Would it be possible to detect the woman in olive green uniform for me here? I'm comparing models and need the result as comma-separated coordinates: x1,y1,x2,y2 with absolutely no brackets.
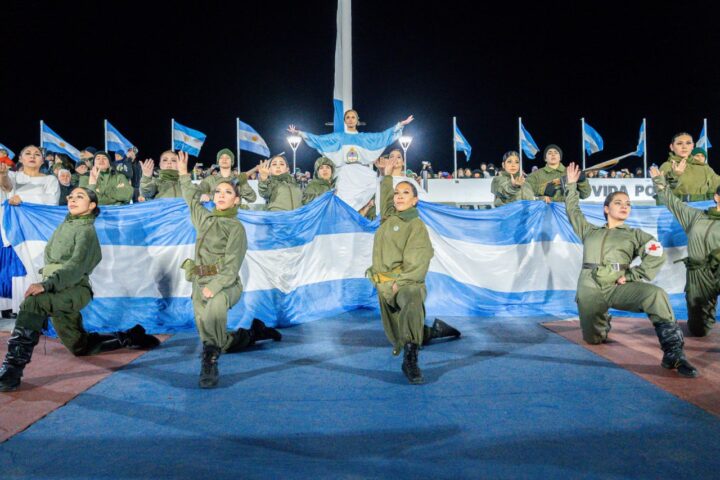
0,187,159,392
657,133,720,203
565,163,697,378
491,151,535,207
526,144,591,203
302,157,335,205
198,149,257,209
652,166,720,337
257,155,302,211
177,152,280,389
139,150,182,200
367,158,461,385
79,151,133,205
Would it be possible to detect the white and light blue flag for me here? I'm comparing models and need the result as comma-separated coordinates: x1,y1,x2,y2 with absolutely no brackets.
454,124,472,160
333,0,352,132
40,122,80,162
519,121,540,159
634,121,646,157
105,120,135,154
237,120,271,157
583,121,604,155
0,143,14,160
172,121,207,156
697,123,712,150
3,194,695,332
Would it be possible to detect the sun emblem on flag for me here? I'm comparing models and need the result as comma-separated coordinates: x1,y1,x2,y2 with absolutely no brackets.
183,134,191,142
251,135,259,142
59,142,66,147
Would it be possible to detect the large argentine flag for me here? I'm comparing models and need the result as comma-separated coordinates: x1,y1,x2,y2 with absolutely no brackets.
40,122,81,162
105,120,135,154
519,121,540,159
237,119,271,157
3,195,698,333
583,121,604,156
333,0,352,133
172,120,207,157
0,143,15,160
302,123,403,209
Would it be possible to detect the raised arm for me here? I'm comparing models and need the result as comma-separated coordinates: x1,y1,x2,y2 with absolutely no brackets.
650,166,701,231
139,159,158,199
177,151,210,226
564,163,594,240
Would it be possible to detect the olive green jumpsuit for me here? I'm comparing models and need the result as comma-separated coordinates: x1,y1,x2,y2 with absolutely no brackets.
527,163,592,202
140,170,182,199
79,171,133,205
199,173,257,209
302,157,336,205
491,171,535,207
658,153,720,202
258,173,302,211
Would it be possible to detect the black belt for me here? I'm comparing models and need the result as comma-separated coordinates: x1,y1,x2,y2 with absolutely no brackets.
582,263,629,271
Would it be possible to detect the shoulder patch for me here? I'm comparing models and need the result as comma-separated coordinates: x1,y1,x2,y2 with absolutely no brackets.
644,240,663,257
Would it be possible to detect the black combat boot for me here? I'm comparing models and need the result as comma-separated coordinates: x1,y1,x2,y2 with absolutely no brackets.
0,327,40,392
115,324,160,349
654,322,699,378
422,319,461,345
401,342,424,385
250,318,282,342
199,343,221,389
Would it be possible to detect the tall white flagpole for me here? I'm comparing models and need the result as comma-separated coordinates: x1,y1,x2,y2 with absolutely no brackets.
518,117,523,172
643,118,647,177
581,117,586,170
453,116,458,179
39,120,43,151
236,118,241,174
104,119,108,153
171,118,175,151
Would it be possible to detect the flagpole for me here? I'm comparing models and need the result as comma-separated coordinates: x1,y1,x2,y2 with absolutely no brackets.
39,120,43,151
453,116,458,181
643,118,647,177
104,119,108,152
236,118,241,175
581,117,586,170
518,117,523,172
171,118,175,151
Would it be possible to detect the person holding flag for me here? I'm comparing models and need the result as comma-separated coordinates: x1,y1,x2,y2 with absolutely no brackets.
658,132,720,203
287,110,414,210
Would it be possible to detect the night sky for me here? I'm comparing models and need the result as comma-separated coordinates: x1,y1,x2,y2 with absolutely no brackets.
3,1,720,174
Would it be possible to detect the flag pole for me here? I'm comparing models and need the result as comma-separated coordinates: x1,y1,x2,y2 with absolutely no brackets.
643,118,647,177
39,120,43,151
581,117,586,170
518,117,523,172
453,116,458,180
236,118,241,175
104,119,108,153
171,118,175,151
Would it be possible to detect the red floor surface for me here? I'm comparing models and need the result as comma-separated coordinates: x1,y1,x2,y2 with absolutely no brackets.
0,333,168,443
544,318,720,417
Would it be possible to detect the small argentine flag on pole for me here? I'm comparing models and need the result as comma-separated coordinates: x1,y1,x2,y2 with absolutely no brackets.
237,120,271,158
581,119,604,170
40,121,81,162
172,119,207,157
454,122,472,160
105,120,136,154
0,142,15,160
697,119,712,159
519,118,540,161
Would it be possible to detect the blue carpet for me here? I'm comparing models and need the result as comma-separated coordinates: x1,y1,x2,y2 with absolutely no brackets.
1,311,719,479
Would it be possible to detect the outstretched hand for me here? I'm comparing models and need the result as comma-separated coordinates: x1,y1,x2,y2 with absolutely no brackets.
177,151,189,175
399,115,414,127
672,159,687,176
287,124,299,134
140,159,155,177
649,166,662,178
566,163,581,184
258,159,270,180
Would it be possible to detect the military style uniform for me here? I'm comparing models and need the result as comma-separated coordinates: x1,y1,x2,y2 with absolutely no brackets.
79,170,133,205
654,175,720,336
302,157,336,205
140,170,182,199
527,163,591,202
258,173,302,211
658,153,720,203
491,171,535,207
199,172,257,209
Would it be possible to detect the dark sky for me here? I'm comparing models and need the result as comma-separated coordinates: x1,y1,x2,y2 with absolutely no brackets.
3,1,720,173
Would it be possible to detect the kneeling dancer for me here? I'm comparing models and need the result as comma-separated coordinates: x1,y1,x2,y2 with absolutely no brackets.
367,158,461,385
177,152,280,389
565,163,697,377
0,187,159,392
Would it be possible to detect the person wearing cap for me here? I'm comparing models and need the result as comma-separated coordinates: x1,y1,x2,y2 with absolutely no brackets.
78,151,133,205
257,154,302,211
491,150,535,207
302,157,336,205
198,148,257,209
113,150,133,182
564,162,698,378
652,166,720,337
526,144,591,202
138,150,182,200
658,132,720,203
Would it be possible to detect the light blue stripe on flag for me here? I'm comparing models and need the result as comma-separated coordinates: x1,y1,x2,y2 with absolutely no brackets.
41,123,80,162
634,121,646,157
454,125,472,160
106,121,135,154
172,121,206,156
237,120,271,157
519,121,539,159
698,123,712,150
583,121,604,155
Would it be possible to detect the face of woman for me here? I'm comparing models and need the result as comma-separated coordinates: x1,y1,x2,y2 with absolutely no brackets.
218,154,233,169
20,147,43,169
270,157,288,176
213,182,239,210
545,149,561,167
605,193,631,222
344,110,359,129
503,155,520,175
94,154,111,171
67,188,96,216
670,135,694,158
318,164,333,180
393,182,418,212
388,150,404,172
160,153,178,170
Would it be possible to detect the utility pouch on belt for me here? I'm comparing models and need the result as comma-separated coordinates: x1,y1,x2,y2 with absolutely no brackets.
181,259,196,282
587,263,627,287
